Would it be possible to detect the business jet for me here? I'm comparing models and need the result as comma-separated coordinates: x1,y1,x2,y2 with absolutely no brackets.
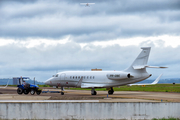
45,47,167,95
80,3,95,7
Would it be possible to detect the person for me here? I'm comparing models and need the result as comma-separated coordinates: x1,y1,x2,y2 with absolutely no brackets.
23,80,26,85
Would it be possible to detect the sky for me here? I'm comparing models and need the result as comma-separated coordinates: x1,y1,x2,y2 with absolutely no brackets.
0,0,180,82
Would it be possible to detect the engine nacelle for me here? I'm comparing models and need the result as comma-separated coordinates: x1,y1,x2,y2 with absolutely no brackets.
107,73,131,80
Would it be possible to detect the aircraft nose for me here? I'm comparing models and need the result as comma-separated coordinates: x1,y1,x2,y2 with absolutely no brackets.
45,79,51,85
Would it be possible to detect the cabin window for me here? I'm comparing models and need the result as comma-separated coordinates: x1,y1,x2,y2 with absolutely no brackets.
87,76,89,79
110,74,113,77
84,76,86,79
93,76,95,79
76,76,77,79
78,76,80,79
115,74,120,77
90,76,92,79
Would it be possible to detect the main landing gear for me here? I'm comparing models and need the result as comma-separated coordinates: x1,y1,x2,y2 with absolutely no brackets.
91,87,114,95
61,87,64,95
108,87,114,95
91,88,97,95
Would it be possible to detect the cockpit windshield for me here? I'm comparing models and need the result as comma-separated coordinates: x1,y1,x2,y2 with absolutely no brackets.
52,74,59,77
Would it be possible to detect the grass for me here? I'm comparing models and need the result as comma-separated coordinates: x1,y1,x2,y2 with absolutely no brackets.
3,84,180,93
69,84,180,93
152,118,180,120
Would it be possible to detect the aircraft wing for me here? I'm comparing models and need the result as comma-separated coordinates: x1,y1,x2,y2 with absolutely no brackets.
0,80,9,88
80,3,95,5
81,83,106,88
128,74,163,86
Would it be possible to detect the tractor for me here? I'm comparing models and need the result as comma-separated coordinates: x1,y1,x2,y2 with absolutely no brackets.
16,77,42,95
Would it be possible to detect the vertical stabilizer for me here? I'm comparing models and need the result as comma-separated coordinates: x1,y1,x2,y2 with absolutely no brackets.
125,47,151,72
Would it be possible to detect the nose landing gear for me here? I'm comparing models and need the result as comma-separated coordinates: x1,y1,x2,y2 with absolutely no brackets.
61,87,64,95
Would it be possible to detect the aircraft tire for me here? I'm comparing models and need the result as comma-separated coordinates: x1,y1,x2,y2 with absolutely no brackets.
17,88,23,95
61,92,64,95
108,90,114,95
24,89,29,95
30,89,35,95
91,91,97,95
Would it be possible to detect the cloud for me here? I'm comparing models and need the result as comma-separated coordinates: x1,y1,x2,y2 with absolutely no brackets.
0,40,179,81
0,0,180,42
0,0,179,81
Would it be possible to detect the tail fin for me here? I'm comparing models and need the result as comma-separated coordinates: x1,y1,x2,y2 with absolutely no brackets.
125,47,151,72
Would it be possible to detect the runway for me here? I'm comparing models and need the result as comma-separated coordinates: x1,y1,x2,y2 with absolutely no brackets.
0,86,180,102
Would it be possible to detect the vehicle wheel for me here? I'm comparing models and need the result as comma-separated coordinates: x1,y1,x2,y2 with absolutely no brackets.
24,89,29,95
61,92,64,95
36,91,41,95
17,88,23,95
30,89,35,95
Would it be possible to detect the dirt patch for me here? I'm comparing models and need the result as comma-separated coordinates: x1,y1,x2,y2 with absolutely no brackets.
1,87,180,102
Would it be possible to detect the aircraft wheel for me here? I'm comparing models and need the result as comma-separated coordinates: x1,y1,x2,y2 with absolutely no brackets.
30,89,35,95
91,91,97,95
108,90,114,95
61,92,64,95
17,88,23,95
24,89,29,95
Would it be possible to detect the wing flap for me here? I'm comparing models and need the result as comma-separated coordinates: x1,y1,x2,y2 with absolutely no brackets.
81,83,106,88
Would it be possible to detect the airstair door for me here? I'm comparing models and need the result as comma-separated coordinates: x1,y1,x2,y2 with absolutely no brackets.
60,73,66,80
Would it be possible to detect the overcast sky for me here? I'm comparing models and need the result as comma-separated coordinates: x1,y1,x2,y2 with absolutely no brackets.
0,0,180,82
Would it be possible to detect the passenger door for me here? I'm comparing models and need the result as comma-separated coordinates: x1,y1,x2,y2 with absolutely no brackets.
60,73,66,80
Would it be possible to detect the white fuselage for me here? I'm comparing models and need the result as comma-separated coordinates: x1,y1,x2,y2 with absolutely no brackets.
44,47,161,90
45,71,151,88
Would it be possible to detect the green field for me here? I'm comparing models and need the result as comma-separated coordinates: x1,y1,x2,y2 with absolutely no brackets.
69,84,180,93
6,84,180,93
152,118,180,120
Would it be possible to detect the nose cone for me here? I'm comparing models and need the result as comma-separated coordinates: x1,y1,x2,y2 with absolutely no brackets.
45,78,51,85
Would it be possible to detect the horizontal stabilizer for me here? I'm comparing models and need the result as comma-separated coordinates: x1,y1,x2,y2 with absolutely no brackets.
133,65,168,69
146,66,168,68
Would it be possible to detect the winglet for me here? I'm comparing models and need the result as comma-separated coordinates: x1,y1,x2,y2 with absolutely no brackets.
76,77,83,88
0,80,9,88
151,74,163,84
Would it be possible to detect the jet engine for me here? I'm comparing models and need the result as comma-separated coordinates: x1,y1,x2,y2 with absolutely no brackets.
107,73,131,80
